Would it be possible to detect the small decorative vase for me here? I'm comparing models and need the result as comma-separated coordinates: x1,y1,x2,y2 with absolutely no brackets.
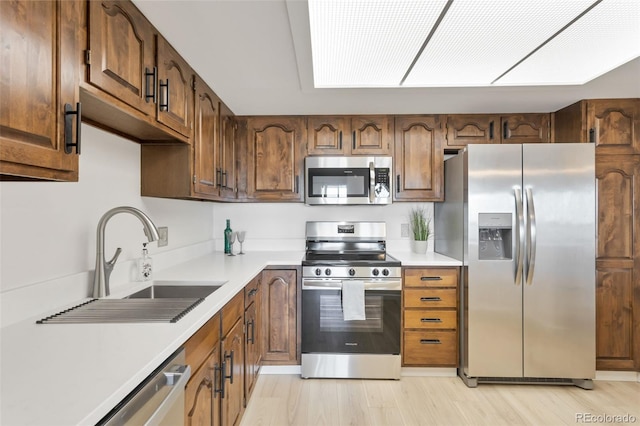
411,239,428,254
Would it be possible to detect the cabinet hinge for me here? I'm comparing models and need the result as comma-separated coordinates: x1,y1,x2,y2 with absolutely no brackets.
84,50,91,65
193,174,197,184
191,76,196,91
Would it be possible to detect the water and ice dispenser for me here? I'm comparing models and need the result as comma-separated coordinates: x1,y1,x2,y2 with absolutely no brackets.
478,213,512,260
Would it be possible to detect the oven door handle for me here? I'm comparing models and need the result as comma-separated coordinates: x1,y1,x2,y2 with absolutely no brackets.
369,161,376,204
302,279,401,291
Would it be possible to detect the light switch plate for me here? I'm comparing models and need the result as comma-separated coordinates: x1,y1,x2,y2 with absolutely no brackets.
401,223,409,238
158,227,168,247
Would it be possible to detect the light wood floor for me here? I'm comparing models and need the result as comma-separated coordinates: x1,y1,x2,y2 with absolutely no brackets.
241,374,640,426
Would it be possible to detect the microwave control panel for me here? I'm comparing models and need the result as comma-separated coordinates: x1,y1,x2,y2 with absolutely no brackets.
375,168,391,198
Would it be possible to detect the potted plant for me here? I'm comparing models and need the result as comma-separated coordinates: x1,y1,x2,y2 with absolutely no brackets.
409,205,432,254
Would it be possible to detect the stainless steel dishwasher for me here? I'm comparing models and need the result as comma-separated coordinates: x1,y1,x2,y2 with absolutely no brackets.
98,348,191,426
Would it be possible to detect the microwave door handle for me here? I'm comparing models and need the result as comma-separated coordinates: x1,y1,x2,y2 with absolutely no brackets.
369,162,375,203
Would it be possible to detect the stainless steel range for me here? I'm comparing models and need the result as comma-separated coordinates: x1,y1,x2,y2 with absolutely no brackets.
301,221,401,380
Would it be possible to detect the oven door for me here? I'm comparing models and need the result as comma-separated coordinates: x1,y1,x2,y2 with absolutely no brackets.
301,279,401,354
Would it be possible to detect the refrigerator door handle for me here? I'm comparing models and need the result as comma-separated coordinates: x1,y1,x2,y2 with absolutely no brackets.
514,188,525,285
525,187,537,285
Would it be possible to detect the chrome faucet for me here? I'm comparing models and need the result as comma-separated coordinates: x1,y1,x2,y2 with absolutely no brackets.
93,206,160,298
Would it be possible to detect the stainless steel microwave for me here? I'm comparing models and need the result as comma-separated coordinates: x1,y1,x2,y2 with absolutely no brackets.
304,156,392,205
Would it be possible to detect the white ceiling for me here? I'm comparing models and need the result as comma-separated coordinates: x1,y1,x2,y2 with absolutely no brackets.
132,0,640,116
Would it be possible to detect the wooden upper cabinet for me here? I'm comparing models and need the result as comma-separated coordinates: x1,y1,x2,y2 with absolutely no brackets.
394,116,444,201
0,0,81,181
500,114,550,144
588,99,640,154
595,155,640,371
554,99,640,154
445,113,550,147
306,116,393,155
156,35,193,138
220,103,237,199
245,117,306,201
193,75,221,197
86,0,156,116
445,115,499,147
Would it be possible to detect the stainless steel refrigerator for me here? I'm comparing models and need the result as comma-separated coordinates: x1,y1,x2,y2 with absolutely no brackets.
435,143,595,389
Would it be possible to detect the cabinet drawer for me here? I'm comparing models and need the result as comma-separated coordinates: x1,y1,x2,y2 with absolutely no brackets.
404,310,457,330
404,268,458,288
403,330,457,366
222,291,244,337
404,288,456,308
244,275,261,309
184,314,220,371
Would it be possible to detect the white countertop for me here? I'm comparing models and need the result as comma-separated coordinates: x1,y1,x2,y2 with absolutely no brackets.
0,250,460,425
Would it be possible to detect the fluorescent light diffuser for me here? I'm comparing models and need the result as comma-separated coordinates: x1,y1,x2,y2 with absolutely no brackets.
403,0,595,86
308,0,448,87
495,0,640,85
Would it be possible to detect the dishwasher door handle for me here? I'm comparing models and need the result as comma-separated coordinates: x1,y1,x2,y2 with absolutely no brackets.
145,364,191,426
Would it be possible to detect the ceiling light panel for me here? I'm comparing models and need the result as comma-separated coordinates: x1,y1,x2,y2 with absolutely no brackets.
308,0,448,87
496,0,640,85
403,0,595,87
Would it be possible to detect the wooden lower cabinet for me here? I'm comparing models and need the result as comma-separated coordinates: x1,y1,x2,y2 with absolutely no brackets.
221,318,245,426
595,154,640,371
402,267,459,367
244,275,262,404
261,268,299,364
184,314,221,426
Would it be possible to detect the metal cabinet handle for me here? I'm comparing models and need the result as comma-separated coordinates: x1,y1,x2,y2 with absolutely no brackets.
589,128,596,143
420,296,441,302
396,175,400,193
64,103,81,154
420,339,441,344
248,288,258,297
295,175,300,194
503,121,510,139
352,130,356,150
247,319,255,344
420,276,442,281
216,169,222,187
339,131,343,150
213,363,223,397
222,171,228,188
489,121,494,140
145,67,157,103
224,350,234,384
159,79,170,112
420,318,442,323
216,362,226,398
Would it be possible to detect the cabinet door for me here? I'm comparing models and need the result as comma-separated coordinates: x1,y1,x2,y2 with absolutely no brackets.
394,116,444,201
500,114,550,144
351,116,393,155
193,75,221,197
221,318,245,426
86,0,155,116
245,117,306,201
244,301,260,403
595,155,640,371
588,99,640,155
220,104,237,199
185,347,221,426
445,115,500,147
156,36,193,138
0,0,80,181
307,116,348,155
261,269,298,364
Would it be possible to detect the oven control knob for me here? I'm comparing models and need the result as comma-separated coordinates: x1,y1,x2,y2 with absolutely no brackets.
349,268,356,276
382,268,390,276
325,268,332,276
372,268,380,276
315,268,322,276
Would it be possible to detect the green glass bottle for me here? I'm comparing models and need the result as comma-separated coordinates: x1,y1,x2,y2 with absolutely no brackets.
224,219,232,254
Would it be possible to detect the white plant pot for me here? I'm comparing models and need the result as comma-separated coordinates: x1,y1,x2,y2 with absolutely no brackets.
411,239,428,254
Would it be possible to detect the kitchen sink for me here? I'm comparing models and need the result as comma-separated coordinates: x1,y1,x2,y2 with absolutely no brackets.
124,281,226,299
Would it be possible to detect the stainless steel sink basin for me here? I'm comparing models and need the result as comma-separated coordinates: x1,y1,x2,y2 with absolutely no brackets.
125,281,226,299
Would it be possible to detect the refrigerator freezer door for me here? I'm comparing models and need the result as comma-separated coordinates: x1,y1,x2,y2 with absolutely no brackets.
466,144,523,378
522,144,595,379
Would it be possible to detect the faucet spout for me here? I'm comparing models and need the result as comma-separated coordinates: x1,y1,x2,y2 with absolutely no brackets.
93,207,160,298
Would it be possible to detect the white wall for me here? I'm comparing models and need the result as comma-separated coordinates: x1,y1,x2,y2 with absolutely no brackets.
212,202,435,255
0,124,214,325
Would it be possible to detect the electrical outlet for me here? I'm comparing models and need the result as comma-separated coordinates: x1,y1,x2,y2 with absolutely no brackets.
158,227,168,247
401,223,409,238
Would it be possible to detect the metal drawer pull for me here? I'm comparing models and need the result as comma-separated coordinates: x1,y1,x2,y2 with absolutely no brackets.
421,318,442,323
420,276,442,281
420,296,441,302
420,339,441,344
248,288,258,297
